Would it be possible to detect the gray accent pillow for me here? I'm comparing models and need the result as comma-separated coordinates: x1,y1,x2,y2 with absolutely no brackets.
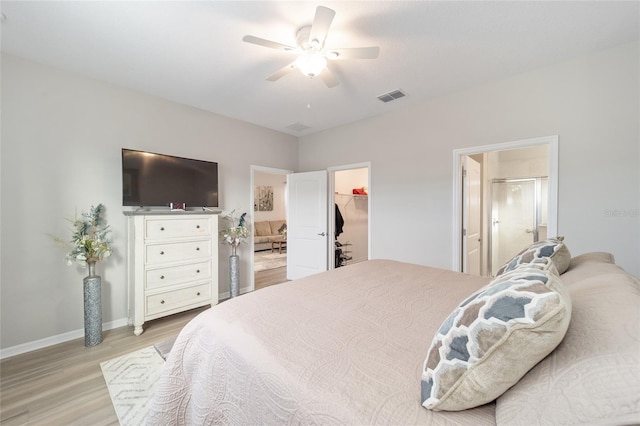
421,260,571,411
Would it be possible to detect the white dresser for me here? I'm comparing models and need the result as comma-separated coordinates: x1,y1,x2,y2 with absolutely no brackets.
124,212,219,335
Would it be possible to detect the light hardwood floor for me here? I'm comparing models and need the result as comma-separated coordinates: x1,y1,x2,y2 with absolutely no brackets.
254,265,288,291
0,307,207,426
1,265,287,425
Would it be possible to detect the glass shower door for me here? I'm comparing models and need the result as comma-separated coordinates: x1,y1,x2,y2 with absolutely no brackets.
490,179,537,276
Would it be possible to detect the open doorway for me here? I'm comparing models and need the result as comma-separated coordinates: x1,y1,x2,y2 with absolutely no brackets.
453,136,558,275
332,167,369,268
285,163,371,280
463,149,548,276
250,166,292,291
253,163,371,285
329,163,371,270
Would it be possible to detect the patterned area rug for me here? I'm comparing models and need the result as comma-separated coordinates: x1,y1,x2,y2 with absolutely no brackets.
254,251,287,272
101,346,164,425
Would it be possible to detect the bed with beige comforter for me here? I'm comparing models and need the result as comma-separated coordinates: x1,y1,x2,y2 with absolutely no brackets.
147,253,640,425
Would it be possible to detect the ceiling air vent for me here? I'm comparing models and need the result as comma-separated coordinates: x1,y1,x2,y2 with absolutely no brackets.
286,122,312,132
377,89,407,103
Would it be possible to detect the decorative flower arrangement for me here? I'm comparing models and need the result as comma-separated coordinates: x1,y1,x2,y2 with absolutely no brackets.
220,210,249,256
51,204,112,270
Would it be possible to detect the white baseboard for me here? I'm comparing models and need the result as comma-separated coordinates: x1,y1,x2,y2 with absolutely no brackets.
1,290,231,359
0,317,129,360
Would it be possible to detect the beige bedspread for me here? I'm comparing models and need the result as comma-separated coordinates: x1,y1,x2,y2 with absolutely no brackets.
147,259,496,425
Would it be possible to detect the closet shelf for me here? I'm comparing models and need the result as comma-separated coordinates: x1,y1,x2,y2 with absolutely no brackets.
336,193,368,198
336,193,368,207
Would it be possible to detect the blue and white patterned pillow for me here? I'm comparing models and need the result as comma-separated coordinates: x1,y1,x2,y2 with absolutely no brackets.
496,236,571,276
421,260,571,411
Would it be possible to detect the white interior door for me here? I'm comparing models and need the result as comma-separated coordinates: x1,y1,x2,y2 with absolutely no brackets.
287,171,328,280
462,156,482,275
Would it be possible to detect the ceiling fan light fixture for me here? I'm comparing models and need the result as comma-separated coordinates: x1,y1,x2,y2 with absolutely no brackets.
242,6,379,87
296,54,327,77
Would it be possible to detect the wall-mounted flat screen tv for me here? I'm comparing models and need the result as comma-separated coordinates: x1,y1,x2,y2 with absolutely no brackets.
122,148,219,208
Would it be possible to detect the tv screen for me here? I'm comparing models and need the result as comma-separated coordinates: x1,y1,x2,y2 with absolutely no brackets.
122,148,219,208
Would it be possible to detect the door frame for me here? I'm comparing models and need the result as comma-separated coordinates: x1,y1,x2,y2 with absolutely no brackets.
328,162,372,269
452,135,559,272
249,165,293,292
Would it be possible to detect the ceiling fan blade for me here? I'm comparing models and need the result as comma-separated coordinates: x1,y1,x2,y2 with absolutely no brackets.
309,6,336,47
243,35,296,53
320,67,339,88
266,62,297,82
328,46,380,60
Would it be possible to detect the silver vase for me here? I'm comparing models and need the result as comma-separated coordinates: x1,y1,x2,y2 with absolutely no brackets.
229,254,240,298
83,261,103,347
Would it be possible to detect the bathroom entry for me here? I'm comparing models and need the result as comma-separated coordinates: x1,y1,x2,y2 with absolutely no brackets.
458,140,554,276
490,177,548,276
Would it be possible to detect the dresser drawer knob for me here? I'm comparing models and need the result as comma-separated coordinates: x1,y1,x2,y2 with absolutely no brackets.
196,269,200,273
197,292,201,296
160,251,165,255
196,247,200,251
160,227,165,231
196,225,200,229
160,275,165,279
160,300,165,304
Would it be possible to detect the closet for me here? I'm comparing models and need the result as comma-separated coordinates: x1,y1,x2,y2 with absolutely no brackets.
334,168,369,267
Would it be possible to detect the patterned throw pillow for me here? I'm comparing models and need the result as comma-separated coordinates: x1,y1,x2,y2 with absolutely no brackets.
421,261,572,411
496,236,571,276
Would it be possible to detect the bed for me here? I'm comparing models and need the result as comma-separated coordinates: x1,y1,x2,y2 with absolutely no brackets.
148,246,640,425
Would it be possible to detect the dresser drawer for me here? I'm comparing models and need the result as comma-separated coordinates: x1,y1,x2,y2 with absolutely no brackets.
146,283,211,316
146,240,211,264
146,260,211,290
145,217,211,240
147,283,211,316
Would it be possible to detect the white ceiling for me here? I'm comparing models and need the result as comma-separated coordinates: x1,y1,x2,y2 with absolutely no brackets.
1,1,638,136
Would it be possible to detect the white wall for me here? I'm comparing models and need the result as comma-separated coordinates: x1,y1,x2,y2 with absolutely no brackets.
299,42,640,277
0,54,298,351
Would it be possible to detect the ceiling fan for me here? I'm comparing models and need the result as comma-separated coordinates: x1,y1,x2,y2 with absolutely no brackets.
242,6,380,88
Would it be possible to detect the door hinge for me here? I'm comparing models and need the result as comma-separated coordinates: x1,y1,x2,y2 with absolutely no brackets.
462,228,467,236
